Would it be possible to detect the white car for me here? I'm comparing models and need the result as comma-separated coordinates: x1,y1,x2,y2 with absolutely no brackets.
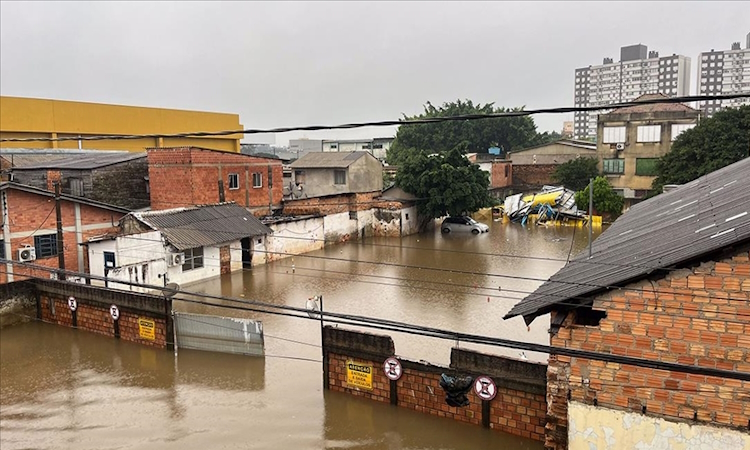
440,216,489,234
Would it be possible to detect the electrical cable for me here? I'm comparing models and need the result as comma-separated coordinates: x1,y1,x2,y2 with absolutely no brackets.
1,94,747,143
3,264,749,383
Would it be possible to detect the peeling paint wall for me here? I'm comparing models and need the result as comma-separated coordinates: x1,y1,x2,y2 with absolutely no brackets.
568,402,750,450
266,217,325,263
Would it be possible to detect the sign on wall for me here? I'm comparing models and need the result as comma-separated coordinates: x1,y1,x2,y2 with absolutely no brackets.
346,360,373,390
138,317,156,341
383,357,402,381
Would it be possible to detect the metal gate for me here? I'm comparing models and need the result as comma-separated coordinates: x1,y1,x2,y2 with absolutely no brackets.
173,312,264,356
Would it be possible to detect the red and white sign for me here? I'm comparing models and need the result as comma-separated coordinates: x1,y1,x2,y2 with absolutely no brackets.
110,304,120,321
474,375,497,401
383,357,403,381
67,296,77,312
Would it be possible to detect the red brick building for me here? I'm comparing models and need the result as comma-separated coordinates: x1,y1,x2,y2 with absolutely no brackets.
147,147,283,215
1,182,129,284
505,157,750,449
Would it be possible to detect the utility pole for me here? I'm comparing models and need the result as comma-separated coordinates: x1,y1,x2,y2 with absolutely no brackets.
588,178,594,259
54,182,66,280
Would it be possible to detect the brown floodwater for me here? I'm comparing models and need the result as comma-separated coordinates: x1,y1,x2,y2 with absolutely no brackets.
1,220,601,449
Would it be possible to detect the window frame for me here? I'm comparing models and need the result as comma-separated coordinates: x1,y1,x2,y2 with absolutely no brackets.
635,158,660,176
334,169,346,185
671,123,696,141
602,159,625,174
636,125,662,143
228,173,240,190
252,172,262,188
34,233,58,258
182,247,204,271
602,126,626,144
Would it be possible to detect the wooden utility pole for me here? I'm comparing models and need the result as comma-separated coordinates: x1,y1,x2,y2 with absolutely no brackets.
54,182,66,280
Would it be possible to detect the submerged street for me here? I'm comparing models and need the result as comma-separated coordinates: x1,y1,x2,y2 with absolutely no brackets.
1,220,602,450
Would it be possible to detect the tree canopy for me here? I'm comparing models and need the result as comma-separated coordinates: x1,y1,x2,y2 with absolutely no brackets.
387,100,543,165
575,176,624,218
652,105,750,192
395,145,495,218
552,157,600,191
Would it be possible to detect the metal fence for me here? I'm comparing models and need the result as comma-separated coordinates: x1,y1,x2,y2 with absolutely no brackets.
173,312,264,356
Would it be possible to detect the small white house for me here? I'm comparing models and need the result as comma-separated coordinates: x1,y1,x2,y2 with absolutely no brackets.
87,203,272,293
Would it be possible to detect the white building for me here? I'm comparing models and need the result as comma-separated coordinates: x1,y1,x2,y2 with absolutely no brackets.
322,137,394,161
697,34,750,116
574,44,691,139
87,203,271,293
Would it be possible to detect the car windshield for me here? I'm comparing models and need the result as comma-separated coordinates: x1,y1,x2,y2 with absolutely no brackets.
466,217,478,224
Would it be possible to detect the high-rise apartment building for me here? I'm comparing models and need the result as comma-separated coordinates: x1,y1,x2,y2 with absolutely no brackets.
697,33,750,117
574,45,691,139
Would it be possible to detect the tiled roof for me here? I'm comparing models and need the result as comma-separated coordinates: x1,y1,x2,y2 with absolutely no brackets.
505,156,750,324
607,93,698,114
289,151,369,168
133,203,272,251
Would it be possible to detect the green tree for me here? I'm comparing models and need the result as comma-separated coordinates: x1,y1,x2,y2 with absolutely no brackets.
575,176,624,218
387,100,543,165
395,145,495,218
652,105,750,192
552,157,600,191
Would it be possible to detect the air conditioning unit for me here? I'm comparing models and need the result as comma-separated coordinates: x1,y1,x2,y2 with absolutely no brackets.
615,143,625,151
18,246,36,262
168,253,185,267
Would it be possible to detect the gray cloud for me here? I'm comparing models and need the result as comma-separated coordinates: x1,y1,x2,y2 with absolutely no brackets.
1,1,748,145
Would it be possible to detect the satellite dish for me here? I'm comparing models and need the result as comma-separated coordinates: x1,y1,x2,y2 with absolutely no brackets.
305,296,321,319
292,184,304,198
162,282,181,298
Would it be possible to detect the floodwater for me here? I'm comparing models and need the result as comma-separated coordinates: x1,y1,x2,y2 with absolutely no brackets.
1,220,602,450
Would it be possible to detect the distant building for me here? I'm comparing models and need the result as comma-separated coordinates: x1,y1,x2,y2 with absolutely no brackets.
562,121,574,138
322,137,394,161
288,151,383,199
288,139,324,158
147,147,283,215
507,139,597,190
8,149,149,210
574,45,691,139
596,93,700,207
697,33,750,116
0,96,243,152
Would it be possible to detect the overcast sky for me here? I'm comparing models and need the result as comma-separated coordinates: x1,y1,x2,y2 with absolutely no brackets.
1,1,748,145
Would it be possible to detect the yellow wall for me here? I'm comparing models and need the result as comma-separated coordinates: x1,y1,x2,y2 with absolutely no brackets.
569,402,750,450
0,96,243,152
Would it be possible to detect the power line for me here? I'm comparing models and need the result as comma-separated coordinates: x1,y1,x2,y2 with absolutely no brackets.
1,94,747,143
4,263,749,383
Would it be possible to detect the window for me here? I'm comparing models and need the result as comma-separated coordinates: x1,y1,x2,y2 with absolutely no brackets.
635,158,659,176
0,239,4,260
329,143,338,150
602,126,626,143
349,211,357,220
104,251,116,269
228,173,239,190
69,178,84,197
252,173,262,188
182,247,204,271
294,170,306,184
334,170,346,185
636,125,661,143
671,123,696,140
603,159,625,174
373,144,384,149
34,234,58,258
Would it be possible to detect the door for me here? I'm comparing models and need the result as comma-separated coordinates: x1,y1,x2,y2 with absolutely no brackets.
241,237,252,268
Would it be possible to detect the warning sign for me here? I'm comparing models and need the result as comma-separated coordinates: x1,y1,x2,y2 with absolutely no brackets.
138,317,156,341
346,360,373,390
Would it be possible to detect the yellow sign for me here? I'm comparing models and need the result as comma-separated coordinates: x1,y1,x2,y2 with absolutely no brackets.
138,318,156,341
346,360,373,390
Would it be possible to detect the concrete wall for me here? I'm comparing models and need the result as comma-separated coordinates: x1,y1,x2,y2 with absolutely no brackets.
323,326,547,442
265,216,325,263
293,155,383,199
568,402,750,450
0,96,242,152
545,246,750,450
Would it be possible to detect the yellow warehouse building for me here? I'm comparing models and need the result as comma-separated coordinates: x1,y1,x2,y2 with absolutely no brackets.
0,96,243,152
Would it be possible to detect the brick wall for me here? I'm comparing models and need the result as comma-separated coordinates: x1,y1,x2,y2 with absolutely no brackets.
284,191,382,216
324,327,546,442
546,248,750,450
35,280,169,349
1,188,124,284
491,161,513,188
148,147,283,214
511,164,556,190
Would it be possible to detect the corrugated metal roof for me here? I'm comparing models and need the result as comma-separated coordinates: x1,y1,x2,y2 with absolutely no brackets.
133,203,272,251
289,151,369,168
11,150,145,170
505,157,750,324
0,148,133,168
